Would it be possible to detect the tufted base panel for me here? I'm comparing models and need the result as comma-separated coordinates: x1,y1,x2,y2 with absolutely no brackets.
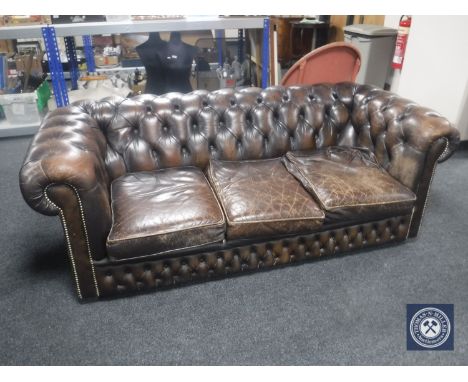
93,214,412,298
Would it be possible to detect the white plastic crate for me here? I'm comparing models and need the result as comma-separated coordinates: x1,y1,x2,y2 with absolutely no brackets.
0,92,42,125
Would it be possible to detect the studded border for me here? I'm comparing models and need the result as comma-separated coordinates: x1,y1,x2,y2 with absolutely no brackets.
44,183,100,298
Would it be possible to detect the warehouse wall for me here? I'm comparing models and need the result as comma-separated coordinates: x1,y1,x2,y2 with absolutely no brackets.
384,15,468,140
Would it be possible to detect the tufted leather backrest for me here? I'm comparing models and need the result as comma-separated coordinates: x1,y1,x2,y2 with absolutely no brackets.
20,83,459,263
71,83,458,191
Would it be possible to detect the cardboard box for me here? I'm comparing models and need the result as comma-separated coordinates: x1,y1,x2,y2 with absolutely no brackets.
0,40,15,55
15,55,43,76
159,31,213,46
120,34,148,59
95,55,120,68
131,15,184,21
3,15,51,26
51,15,106,24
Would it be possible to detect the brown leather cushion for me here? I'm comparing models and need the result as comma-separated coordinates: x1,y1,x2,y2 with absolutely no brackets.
282,147,416,222
206,158,324,240
107,167,225,260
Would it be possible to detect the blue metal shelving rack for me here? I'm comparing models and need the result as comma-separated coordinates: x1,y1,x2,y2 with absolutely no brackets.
215,30,224,67
64,36,79,90
261,18,270,88
82,35,96,73
41,26,69,107
237,29,244,63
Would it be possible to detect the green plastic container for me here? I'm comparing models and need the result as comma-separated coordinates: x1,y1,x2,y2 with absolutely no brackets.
35,81,51,112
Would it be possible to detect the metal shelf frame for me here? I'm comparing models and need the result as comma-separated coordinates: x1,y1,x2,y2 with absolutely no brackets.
0,17,265,39
0,16,271,138
64,36,79,90
42,26,69,107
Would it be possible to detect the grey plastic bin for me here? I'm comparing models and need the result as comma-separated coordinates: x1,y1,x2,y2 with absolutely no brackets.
344,24,397,88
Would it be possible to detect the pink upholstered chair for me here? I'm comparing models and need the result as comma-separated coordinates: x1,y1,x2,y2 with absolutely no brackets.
281,42,361,86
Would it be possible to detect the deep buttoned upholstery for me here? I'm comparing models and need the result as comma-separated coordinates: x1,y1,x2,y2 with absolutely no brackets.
19,83,460,299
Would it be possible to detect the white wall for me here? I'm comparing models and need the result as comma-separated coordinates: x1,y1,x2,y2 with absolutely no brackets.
384,16,468,140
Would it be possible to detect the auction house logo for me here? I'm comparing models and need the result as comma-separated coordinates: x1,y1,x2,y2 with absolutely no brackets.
407,304,454,350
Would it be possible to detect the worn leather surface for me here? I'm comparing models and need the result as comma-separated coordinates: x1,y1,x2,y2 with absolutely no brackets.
68,84,459,190
19,108,111,262
207,158,324,240
283,147,417,222
95,214,412,297
18,83,460,299
107,167,225,260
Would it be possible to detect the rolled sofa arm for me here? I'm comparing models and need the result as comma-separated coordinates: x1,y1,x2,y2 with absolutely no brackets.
19,106,111,299
349,84,460,237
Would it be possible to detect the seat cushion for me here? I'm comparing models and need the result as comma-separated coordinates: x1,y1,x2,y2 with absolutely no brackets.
282,147,417,222
206,158,324,240
107,167,225,260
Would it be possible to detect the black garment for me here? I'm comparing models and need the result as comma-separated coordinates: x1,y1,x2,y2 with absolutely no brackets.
136,32,167,95
162,32,197,93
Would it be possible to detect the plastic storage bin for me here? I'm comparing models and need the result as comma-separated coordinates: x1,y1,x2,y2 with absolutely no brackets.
344,24,397,88
0,81,50,125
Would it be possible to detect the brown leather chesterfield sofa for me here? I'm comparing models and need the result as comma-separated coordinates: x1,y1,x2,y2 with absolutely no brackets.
19,83,459,301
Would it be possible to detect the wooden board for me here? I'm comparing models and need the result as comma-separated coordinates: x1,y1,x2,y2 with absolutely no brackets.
329,15,385,43
329,15,348,43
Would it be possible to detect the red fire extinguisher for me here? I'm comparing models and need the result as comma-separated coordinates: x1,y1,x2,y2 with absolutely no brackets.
392,15,412,69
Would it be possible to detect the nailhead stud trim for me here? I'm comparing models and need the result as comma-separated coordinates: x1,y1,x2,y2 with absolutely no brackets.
44,183,100,298
414,138,448,236
44,185,82,299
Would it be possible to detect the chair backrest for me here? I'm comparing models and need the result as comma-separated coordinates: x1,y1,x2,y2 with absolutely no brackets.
281,42,361,86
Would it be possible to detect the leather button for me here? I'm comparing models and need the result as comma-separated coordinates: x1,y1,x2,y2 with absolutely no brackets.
256,96,263,104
